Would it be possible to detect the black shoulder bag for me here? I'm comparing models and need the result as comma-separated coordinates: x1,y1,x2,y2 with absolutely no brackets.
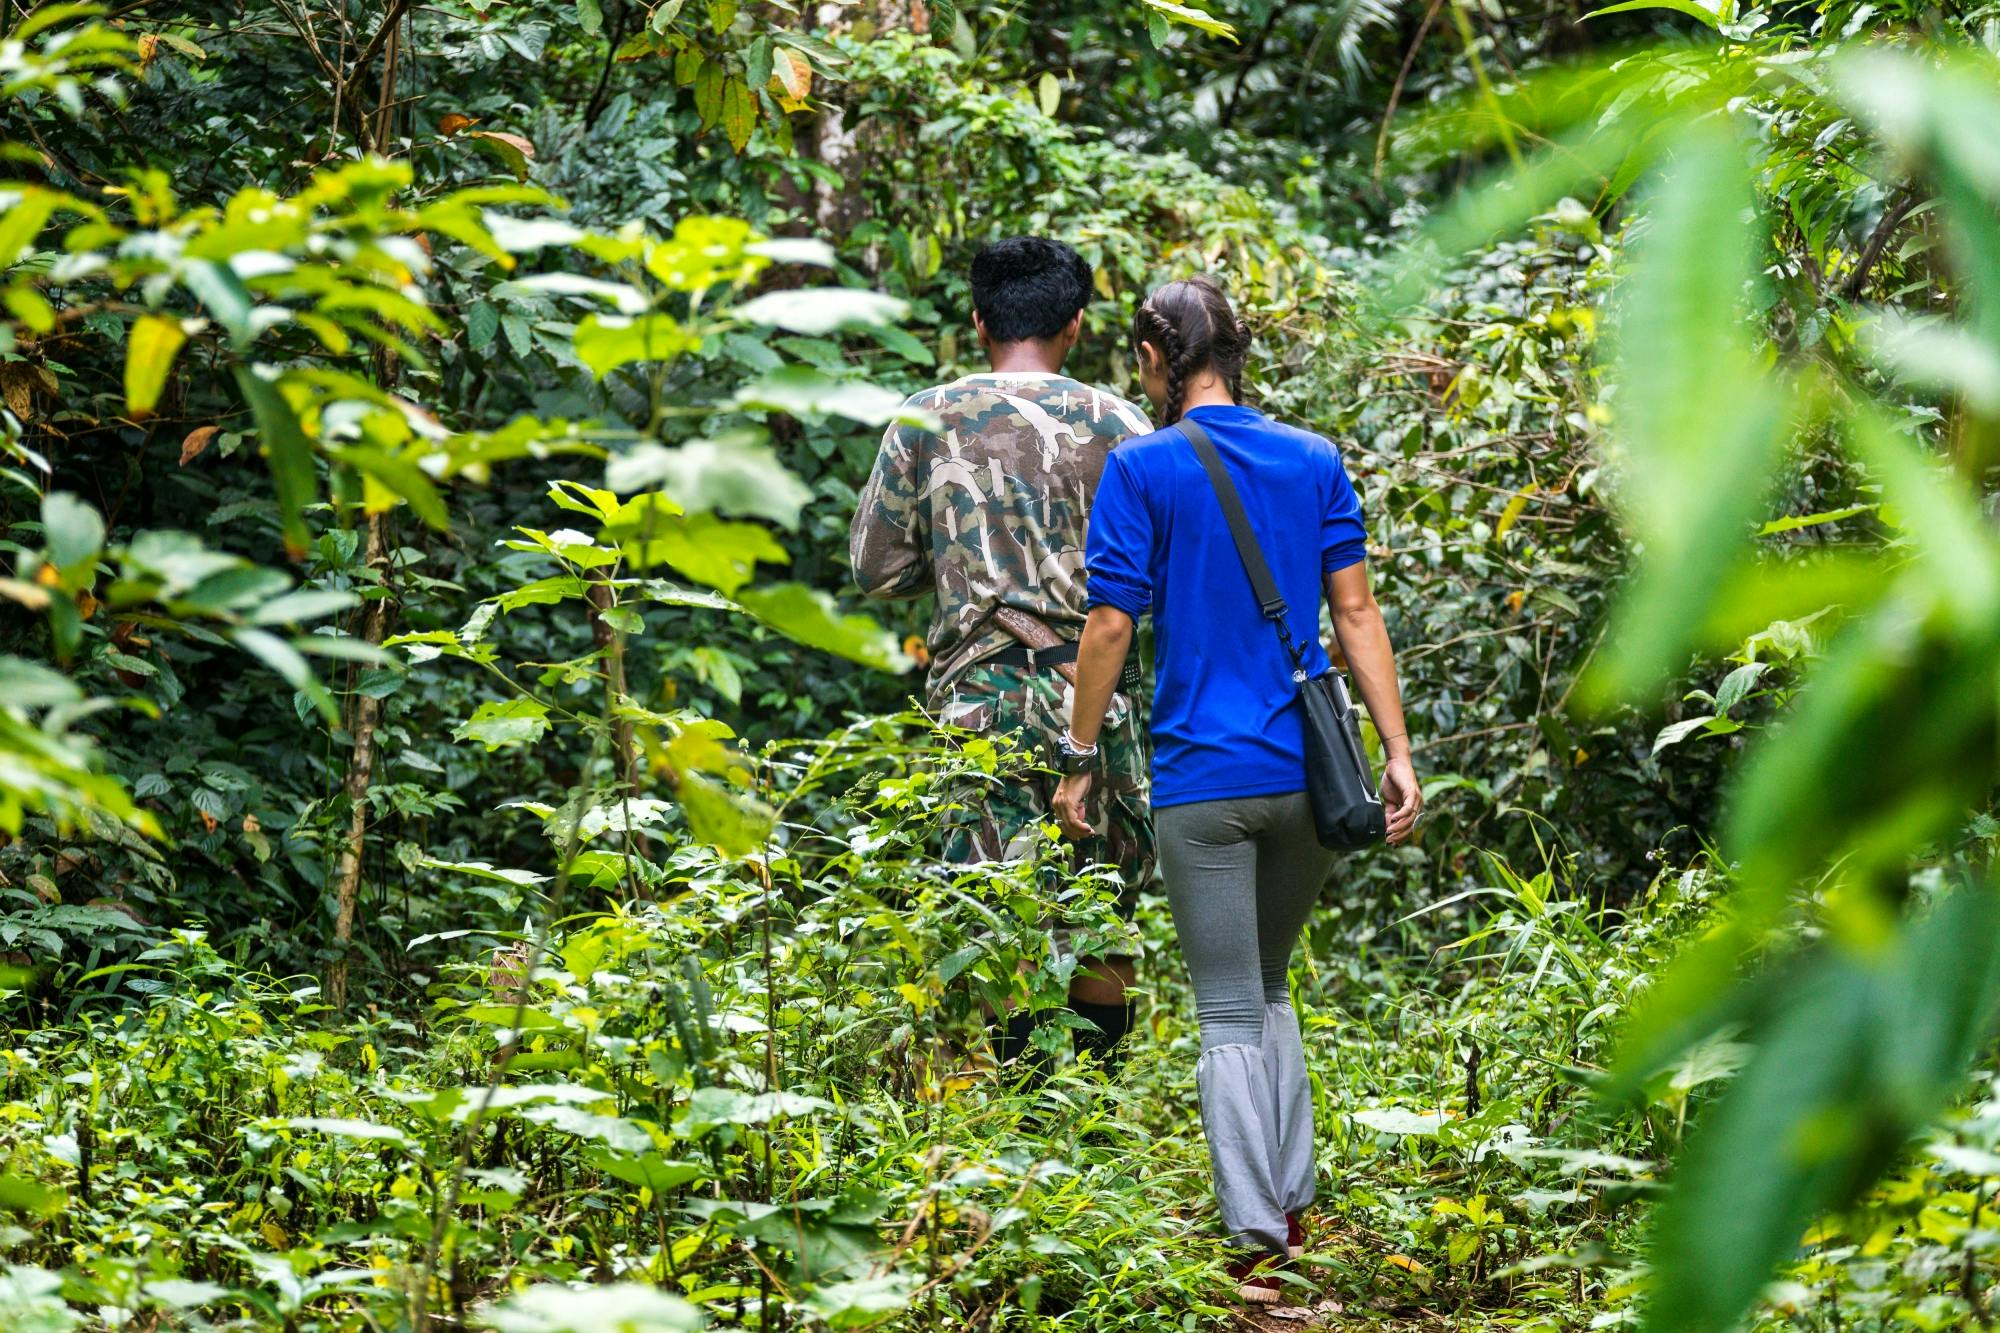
1176,419,1387,851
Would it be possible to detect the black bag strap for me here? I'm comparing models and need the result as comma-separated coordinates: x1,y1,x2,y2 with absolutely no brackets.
1175,417,1311,679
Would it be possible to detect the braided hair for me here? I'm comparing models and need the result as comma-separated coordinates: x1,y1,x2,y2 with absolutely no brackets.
1129,275,1252,425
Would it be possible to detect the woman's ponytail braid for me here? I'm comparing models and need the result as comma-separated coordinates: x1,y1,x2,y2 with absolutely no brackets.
1130,276,1252,426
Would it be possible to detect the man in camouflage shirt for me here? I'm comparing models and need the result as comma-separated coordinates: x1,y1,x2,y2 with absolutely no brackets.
850,236,1154,1074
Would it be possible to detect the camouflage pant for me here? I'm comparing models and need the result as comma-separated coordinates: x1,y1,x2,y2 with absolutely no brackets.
937,661,1155,916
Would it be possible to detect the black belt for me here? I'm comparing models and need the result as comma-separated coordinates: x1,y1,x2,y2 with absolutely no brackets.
987,641,1142,689
989,641,1079,669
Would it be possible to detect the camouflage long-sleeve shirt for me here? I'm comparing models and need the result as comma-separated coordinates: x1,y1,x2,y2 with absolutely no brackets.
850,371,1152,698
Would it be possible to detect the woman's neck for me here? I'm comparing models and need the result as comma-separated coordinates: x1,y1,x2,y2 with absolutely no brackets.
1180,368,1236,413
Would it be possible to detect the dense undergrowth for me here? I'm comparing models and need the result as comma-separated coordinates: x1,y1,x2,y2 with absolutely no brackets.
7,0,2000,1330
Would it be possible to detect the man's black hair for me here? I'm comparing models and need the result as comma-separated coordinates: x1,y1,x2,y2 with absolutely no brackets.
969,236,1093,344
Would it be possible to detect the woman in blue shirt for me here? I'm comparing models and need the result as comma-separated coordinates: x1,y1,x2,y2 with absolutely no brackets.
1052,276,1420,1304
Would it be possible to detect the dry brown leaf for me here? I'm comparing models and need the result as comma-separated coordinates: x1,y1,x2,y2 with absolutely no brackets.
179,424,220,465
198,808,219,833
438,112,480,135
0,362,45,420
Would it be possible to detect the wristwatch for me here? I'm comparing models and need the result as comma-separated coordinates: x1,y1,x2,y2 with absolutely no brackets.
1054,730,1098,775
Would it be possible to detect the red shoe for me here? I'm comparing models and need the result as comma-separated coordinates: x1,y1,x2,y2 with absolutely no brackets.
1286,1211,1306,1259
1227,1251,1285,1305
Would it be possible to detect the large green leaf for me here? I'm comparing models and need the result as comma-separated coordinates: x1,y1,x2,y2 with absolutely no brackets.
620,511,788,595
731,366,933,427
733,287,908,336
452,698,552,751
604,431,813,529
1644,881,2000,1333
233,365,316,560
325,445,451,530
737,583,914,673
123,313,186,417
1583,123,1791,706
574,313,698,378
40,491,103,578
677,772,773,857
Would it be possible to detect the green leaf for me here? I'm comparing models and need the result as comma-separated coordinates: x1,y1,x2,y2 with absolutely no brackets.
123,314,186,417
182,259,256,346
736,582,913,672
605,433,814,529
574,313,698,378
578,0,602,35
805,1274,919,1330
694,60,725,130
1644,882,2000,1333
733,287,908,336
1582,0,1722,27
0,1175,63,1216
286,1117,413,1148
1582,123,1790,706
721,76,756,153
247,588,360,625
466,300,501,351
324,446,451,531
453,698,552,750
622,512,787,595
233,365,316,560
585,1147,705,1193
41,491,104,575
1037,71,1060,118
0,188,59,268
677,771,773,857
1136,0,1236,41
1756,505,1876,537
732,365,930,426
231,627,335,722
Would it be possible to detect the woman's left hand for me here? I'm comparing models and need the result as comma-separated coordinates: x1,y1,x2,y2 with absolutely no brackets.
1052,771,1095,839
1381,756,1422,845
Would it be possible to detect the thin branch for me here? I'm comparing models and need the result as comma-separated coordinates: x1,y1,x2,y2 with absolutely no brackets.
1840,188,1922,301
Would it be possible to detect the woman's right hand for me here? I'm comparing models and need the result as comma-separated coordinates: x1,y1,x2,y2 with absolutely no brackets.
1380,755,1422,845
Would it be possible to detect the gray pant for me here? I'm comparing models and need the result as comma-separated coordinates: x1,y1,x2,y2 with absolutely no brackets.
1158,792,1333,1254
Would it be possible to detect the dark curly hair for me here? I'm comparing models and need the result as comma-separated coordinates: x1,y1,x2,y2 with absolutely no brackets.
1129,275,1252,425
969,236,1094,344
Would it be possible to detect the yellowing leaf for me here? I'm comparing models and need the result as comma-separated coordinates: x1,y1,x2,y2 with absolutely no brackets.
124,314,187,417
1037,72,1060,118
1495,484,1538,541
771,46,812,102
464,130,535,181
438,112,479,135
693,60,725,130
721,77,756,153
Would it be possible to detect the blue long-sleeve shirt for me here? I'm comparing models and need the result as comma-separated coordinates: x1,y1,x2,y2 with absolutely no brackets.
1085,404,1366,809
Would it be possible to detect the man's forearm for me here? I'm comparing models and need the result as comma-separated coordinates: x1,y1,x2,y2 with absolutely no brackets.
1065,606,1133,748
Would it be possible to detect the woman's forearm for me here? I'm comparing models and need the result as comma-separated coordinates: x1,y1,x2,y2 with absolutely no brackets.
1065,606,1134,748
1327,570,1410,761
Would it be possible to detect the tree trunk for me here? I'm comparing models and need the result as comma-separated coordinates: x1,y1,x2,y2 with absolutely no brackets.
327,511,390,1008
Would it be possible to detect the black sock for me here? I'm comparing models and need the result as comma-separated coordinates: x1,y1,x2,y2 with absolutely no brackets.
1069,998,1137,1072
993,1009,1054,1085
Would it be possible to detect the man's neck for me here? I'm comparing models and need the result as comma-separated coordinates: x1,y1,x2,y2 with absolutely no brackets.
986,340,1065,375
